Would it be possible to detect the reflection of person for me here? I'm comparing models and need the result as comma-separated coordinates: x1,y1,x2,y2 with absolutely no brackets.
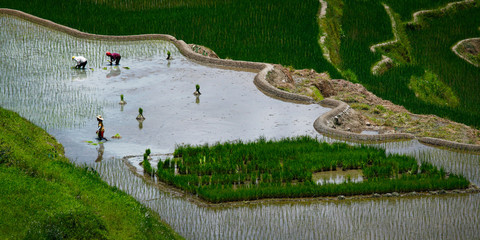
106,66,121,78
95,143,104,162
72,69,87,81
72,56,88,69
106,52,121,65
96,115,105,140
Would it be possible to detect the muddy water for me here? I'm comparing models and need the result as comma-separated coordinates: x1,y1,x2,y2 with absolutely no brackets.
2,15,480,239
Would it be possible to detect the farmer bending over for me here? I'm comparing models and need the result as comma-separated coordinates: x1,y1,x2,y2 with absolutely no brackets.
96,115,106,140
72,56,88,69
106,52,121,65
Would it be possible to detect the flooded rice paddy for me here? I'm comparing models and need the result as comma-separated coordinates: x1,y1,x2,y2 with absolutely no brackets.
1,15,480,239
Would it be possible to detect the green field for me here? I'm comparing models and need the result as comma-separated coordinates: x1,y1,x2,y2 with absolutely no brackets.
154,136,469,203
328,0,480,127
0,108,181,239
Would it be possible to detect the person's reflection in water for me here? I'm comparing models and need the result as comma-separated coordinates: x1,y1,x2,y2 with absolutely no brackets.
195,95,200,104
106,66,121,78
72,69,87,81
138,120,143,130
95,143,104,162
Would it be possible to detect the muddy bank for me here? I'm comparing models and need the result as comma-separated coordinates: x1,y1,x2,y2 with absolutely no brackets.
1,8,479,153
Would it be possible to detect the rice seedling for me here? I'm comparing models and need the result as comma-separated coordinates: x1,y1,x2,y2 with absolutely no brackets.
136,107,145,120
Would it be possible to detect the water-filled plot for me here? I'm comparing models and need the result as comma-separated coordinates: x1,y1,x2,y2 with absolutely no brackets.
1,14,480,239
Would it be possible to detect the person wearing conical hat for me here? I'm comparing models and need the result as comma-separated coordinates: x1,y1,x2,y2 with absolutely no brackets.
72,56,88,69
96,115,105,140
106,51,121,65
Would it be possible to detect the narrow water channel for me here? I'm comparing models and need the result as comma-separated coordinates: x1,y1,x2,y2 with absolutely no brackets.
1,15,479,239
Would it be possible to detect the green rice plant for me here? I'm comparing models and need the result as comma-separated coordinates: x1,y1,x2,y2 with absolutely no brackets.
142,149,153,175
158,136,468,202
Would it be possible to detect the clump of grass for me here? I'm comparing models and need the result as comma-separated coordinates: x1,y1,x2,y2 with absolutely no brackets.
408,70,459,107
142,149,153,176
309,86,324,101
351,103,371,111
111,133,121,139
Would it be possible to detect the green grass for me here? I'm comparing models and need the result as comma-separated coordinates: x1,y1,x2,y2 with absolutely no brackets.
0,0,341,78
0,107,181,239
331,0,480,128
155,136,469,203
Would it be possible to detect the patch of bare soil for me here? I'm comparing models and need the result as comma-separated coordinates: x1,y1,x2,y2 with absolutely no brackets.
271,65,480,145
189,44,219,58
461,39,480,55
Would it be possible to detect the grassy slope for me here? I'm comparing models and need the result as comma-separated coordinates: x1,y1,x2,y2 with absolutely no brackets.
0,0,340,78
0,108,181,239
338,0,480,128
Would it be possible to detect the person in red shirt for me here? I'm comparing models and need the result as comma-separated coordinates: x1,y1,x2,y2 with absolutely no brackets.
106,52,121,65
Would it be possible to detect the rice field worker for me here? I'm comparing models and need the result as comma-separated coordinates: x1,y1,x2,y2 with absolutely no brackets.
106,51,121,65
96,115,106,140
72,56,88,69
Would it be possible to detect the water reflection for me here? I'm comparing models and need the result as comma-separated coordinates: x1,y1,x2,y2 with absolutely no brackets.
95,143,105,162
106,66,121,78
313,169,363,185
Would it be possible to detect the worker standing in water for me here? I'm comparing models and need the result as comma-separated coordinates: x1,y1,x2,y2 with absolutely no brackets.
106,52,121,65
96,115,106,140
72,56,88,69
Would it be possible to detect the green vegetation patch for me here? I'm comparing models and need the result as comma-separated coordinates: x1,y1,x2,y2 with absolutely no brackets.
155,136,468,203
0,107,181,240
408,70,459,107
327,0,480,127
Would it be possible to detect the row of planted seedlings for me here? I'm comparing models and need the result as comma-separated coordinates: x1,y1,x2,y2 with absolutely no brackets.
153,136,469,203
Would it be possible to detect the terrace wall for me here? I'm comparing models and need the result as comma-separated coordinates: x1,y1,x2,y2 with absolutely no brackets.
1,8,479,153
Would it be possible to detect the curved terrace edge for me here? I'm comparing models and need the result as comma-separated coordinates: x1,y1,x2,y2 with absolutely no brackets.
1,8,479,153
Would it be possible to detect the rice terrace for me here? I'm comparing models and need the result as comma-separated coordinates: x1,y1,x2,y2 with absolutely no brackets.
1,0,480,239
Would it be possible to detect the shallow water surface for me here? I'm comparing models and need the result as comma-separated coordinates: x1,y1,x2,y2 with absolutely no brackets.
313,169,363,185
2,15,480,239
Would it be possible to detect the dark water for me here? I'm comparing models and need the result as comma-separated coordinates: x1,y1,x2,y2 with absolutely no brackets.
1,15,479,239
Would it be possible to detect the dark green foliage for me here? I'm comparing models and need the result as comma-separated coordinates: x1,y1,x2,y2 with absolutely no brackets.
155,136,468,203
337,0,480,127
24,209,108,240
